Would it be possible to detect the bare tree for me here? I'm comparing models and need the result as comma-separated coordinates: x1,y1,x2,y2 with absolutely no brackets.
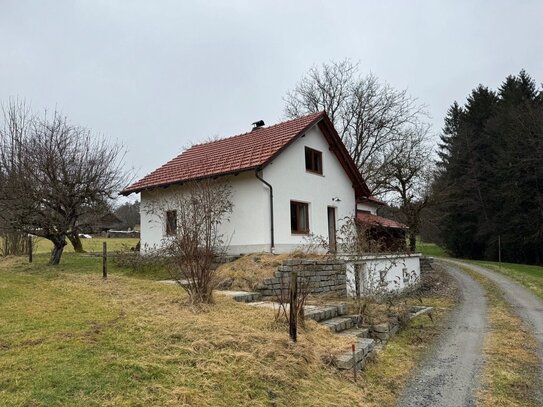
146,180,233,305
0,100,127,264
377,125,434,251
284,60,428,194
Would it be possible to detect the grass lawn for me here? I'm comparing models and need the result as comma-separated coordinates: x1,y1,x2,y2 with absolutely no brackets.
415,242,448,258
31,237,140,255
0,253,454,407
469,260,543,301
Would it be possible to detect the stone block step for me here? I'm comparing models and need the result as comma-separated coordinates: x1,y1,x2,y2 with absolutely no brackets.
338,327,370,338
335,338,375,370
320,317,353,333
219,291,262,303
343,314,363,325
304,306,338,322
304,304,347,322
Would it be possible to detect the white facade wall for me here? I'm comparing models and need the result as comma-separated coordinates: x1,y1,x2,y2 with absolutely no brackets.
356,202,378,215
345,253,421,295
139,124,358,255
262,126,357,253
140,172,270,254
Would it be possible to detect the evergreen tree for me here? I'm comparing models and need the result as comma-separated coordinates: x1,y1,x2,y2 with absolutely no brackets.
435,71,543,264
437,101,463,171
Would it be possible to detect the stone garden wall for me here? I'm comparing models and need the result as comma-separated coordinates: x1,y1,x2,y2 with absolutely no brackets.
256,259,347,298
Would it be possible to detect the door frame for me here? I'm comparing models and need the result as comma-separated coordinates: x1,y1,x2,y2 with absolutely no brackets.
327,206,337,253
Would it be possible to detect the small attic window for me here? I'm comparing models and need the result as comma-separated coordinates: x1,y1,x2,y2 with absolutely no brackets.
305,147,322,174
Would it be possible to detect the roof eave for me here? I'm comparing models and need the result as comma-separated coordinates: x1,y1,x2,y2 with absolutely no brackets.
120,165,261,195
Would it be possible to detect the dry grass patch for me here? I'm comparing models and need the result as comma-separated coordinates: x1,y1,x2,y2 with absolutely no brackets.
215,252,326,291
460,266,542,407
359,296,455,406
0,255,458,406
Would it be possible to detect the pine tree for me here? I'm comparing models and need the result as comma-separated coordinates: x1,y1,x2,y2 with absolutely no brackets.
437,101,463,170
439,86,498,258
435,71,543,264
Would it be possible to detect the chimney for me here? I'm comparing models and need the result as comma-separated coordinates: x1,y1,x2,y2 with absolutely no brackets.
251,120,265,131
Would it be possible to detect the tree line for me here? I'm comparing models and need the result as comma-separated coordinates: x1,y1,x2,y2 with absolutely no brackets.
432,70,543,264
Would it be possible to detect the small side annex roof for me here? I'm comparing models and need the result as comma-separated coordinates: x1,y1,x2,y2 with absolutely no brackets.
356,211,408,230
121,111,372,199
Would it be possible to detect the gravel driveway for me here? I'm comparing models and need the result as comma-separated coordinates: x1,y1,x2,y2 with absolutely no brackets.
396,262,487,407
446,259,543,379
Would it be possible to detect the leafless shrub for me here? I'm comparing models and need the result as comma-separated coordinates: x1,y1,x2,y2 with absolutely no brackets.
145,180,233,305
338,216,421,326
272,268,316,330
297,233,331,256
0,230,29,256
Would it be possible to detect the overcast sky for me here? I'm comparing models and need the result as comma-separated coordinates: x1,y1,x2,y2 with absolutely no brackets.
2,0,542,189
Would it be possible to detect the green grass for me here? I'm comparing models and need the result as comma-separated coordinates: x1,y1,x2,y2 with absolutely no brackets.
32,237,139,254
415,242,448,258
0,254,456,407
469,260,543,301
11,251,171,281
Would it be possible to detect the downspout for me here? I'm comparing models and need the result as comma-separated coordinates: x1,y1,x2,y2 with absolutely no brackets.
255,169,275,253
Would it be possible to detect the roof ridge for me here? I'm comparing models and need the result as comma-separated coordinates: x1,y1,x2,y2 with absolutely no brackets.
187,111,325,150
121,110,335,195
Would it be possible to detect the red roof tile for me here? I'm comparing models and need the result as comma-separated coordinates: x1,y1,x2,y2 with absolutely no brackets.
358,196,385,206
122,111,371,197
356,211,407,229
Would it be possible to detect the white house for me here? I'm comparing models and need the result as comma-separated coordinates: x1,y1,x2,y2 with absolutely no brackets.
122,111,405,256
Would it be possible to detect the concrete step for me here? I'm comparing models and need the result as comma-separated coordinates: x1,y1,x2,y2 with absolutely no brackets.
320,317,353,333
338,327,370,338
342,314,364,325
335,338,375,370
219,291,262,303
304,304,347,322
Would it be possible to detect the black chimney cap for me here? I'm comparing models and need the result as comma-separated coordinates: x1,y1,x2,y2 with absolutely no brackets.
252,120,265,129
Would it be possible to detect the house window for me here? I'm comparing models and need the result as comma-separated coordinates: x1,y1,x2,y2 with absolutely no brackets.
165,210,177,236
290,201,309,234
379,270,387,286
305,147,322,174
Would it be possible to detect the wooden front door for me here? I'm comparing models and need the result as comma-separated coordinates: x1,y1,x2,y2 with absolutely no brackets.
327,206,336,253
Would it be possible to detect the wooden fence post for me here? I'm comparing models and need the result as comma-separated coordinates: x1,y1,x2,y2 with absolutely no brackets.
28,235,32,263
102,241,107,279
289,271,298,342
352,343,357,382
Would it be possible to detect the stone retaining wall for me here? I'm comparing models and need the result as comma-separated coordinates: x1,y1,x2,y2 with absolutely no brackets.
256,259,347,298
420,256,434,272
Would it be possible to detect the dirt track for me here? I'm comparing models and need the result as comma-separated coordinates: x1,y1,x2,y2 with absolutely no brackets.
446,259,543,379
398,259,543,406
396,262,487,407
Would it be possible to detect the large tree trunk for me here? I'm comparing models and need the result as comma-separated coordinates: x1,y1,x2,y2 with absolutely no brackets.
50,236,67,265
67,232,85,253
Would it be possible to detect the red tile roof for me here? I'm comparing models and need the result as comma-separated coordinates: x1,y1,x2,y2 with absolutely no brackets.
358,196,386,206
356,211,408,229
122,111,371,197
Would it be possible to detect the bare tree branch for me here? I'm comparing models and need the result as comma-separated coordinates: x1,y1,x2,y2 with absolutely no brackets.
0,99,128,264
